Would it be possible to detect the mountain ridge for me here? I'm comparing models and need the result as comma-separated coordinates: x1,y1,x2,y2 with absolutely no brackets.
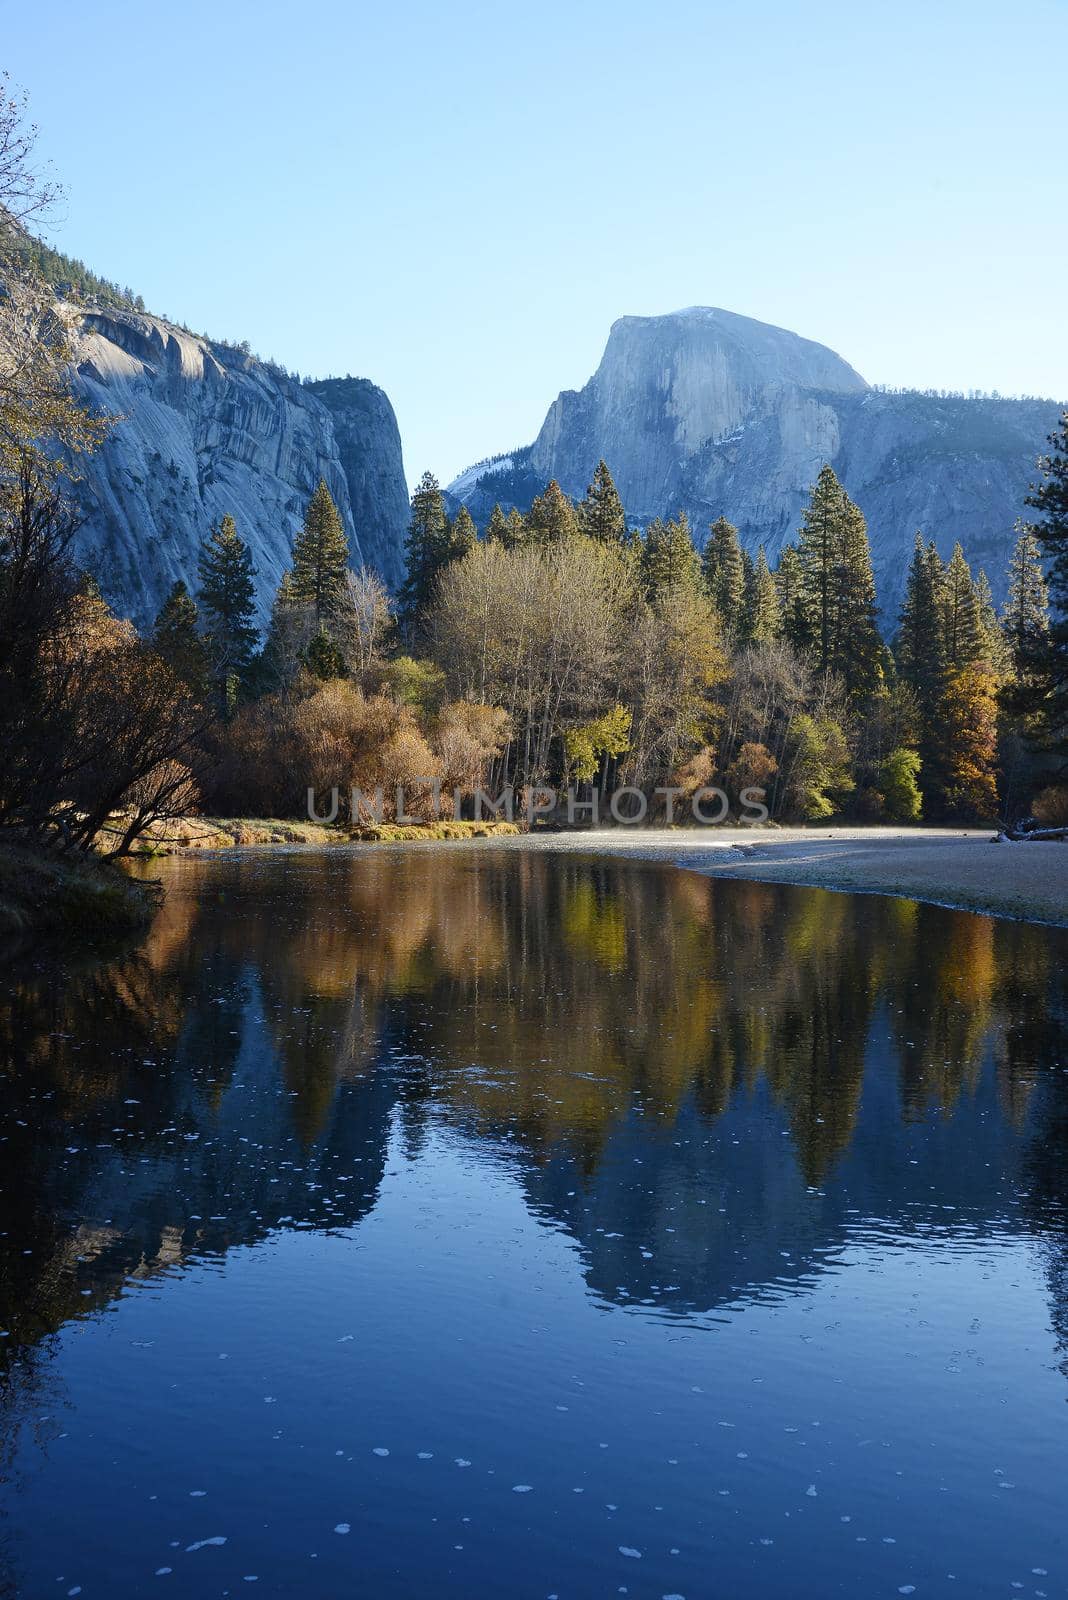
448,306,1063,616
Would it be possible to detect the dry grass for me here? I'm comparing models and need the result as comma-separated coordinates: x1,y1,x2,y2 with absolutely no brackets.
0,843,159,941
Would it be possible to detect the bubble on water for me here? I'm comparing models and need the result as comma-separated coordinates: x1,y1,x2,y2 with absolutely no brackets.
155,1570,172,1577
185,1537,227,1552
619,1547,642,1559
189,1490,207,1497
334,1524,350,1535
373,1447,390,1457
418,1452,433,1460
513,1484,533,1493
455,1458,471,1468
806,1484,817,1497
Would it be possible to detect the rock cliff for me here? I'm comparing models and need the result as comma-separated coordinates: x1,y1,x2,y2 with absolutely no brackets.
66,308,408,629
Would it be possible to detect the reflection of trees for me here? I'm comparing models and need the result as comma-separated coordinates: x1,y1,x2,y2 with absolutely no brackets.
1,847,1065,1357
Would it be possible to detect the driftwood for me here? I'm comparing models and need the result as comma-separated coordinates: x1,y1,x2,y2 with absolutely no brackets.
994,824,1068,842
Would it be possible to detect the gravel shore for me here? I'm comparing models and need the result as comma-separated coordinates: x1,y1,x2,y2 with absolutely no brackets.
505,826,1068,926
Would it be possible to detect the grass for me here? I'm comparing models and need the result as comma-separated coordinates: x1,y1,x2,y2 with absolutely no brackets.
0,843,161,943
128,816,523,852
348,820,521,842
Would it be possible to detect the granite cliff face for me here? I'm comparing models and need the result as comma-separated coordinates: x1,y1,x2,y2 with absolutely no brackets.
67,308,408,628
448,307,1061,617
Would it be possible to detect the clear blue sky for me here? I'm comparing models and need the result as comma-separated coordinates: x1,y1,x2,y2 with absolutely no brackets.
5,0,1067,490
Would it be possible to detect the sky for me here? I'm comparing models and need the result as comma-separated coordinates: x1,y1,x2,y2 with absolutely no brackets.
4,0,1067,491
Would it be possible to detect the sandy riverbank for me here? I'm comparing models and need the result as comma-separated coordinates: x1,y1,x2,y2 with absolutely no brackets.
507,826,1068,926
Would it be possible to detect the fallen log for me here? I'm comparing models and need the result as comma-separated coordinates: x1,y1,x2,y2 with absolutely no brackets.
997,824,1068,842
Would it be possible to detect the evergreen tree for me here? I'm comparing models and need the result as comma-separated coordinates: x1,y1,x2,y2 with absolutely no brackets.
1004,524,1050,682
973,569,1009,680
1026,409,1068,619
527,479,579,544
485,503,509,544
152,579,207,694
775,544,810,651
797,465,847,671
745,545,780,644
304,623,346,680
641,513,702,599
451,504,478,557
197,513,258,682
291,478,350,623
578,460,629,544
941,542,981,668
830,494,882,699
896,535,949,801
503,508,528,549
399,471,452,632
702,515,745,630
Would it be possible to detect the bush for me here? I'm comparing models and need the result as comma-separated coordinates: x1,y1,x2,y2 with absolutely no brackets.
204,676,441,821
1032,785,1068,826
880,747,923,822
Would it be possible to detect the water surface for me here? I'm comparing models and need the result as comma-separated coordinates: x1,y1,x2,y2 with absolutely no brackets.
1,847,1067,1598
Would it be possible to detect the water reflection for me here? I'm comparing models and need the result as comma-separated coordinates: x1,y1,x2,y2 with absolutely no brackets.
3,847,1068,1600
2,848,1066,1349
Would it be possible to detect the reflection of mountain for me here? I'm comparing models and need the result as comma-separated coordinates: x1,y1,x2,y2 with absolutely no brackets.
1,848,1066,1359
523,1044,1033,1317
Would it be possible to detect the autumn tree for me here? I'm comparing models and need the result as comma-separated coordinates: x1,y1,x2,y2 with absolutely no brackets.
940,662,1000,819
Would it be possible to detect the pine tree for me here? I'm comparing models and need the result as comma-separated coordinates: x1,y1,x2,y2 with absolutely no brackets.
578,460,629,544
260,569,311,690
1003,525,1050,679
702,516,745,630
485,503,509,544
941,542,981,668
745,545,780,644
896,534,949,801
641,513,702,599
452,504,478,557
304,623,346,680
503,508,528,549
797,465,847,671
291,478,350,623
830,494,882,699
527,479,579,544
399,471,451,632
973,569,1009,680
1027,409,1068,616
152,579,207,694
775,544,810,651
197,513,258,681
